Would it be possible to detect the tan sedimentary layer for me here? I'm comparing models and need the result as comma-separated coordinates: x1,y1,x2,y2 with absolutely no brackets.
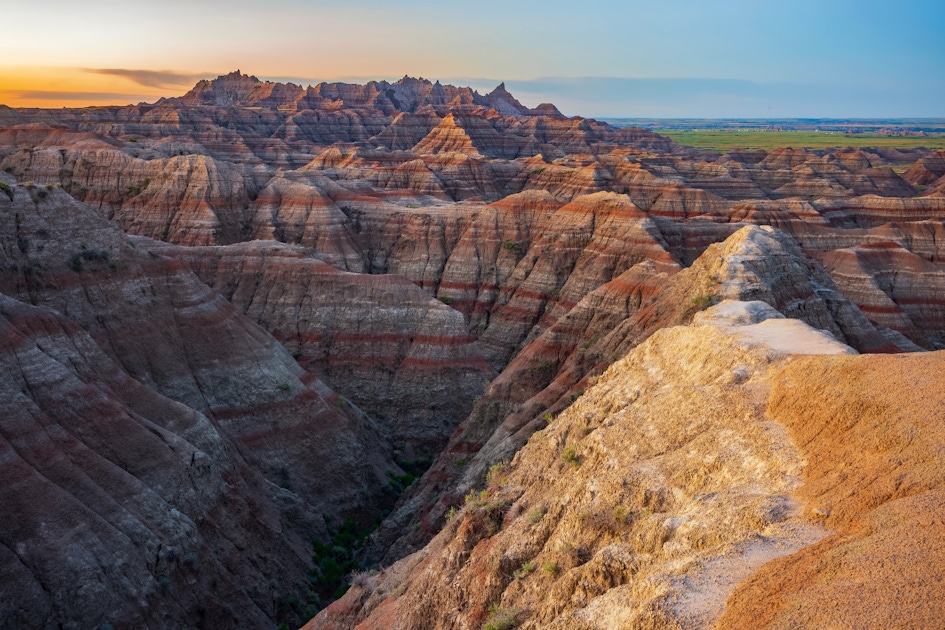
311,297,945,629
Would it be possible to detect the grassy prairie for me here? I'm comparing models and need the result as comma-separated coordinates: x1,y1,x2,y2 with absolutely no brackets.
660,130,945,152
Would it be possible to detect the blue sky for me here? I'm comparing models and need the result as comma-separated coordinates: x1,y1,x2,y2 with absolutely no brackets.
1,0,942,116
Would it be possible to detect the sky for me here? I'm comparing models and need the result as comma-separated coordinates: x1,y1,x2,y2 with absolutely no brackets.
1,0,943,117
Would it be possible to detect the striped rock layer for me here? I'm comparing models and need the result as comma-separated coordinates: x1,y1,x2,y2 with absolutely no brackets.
1,74,944,629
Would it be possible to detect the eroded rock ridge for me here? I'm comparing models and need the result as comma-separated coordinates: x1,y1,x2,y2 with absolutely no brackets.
1,73,944,629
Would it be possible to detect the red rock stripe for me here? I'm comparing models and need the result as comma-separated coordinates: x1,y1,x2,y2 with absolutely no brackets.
330,333,475,346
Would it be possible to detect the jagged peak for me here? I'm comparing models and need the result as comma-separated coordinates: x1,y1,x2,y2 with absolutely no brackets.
488,82,508,95
217,69,259,82
160,72,569,119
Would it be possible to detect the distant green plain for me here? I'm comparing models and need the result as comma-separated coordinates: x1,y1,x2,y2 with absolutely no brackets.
659,130,945,152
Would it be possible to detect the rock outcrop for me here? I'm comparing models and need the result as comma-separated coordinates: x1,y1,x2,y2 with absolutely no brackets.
361,225,913,565
0,182,401,628
818,241,945,349
311,300,945,629
145,238,494,458
902,150,945,186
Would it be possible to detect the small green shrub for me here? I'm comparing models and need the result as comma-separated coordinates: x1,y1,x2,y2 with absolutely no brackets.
125,177,150,196
502,240,524,257
464,488,506,535
465,489,490,507
68,248,112,273
437,295,454,305
692,293,718,310
486,462,507,487
483,604,518,630
562,446,579,468
513,561,535,579
387,470,418,493
527,508,544,524
542,561,560,575
310,517,375,603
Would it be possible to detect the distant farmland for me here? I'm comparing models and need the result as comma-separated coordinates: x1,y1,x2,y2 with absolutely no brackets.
658,130,945,152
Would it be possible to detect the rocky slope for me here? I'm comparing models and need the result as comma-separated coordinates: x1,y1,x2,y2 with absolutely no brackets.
311,298,945,629
0,179,403,628
360,225,916,565
145,238,494,458
818,242,945,349
2,74,945,629
0,293,310,629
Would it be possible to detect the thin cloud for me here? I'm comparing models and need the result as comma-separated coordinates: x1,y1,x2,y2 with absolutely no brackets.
0,90,147,102
83,68,207,89
498,77,945,118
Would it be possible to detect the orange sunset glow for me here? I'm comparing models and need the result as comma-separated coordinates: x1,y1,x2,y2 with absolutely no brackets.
0,67,195,108
0,0,941,116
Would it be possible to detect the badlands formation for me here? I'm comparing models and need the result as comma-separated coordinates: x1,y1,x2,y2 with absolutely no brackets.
0,72,944,629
